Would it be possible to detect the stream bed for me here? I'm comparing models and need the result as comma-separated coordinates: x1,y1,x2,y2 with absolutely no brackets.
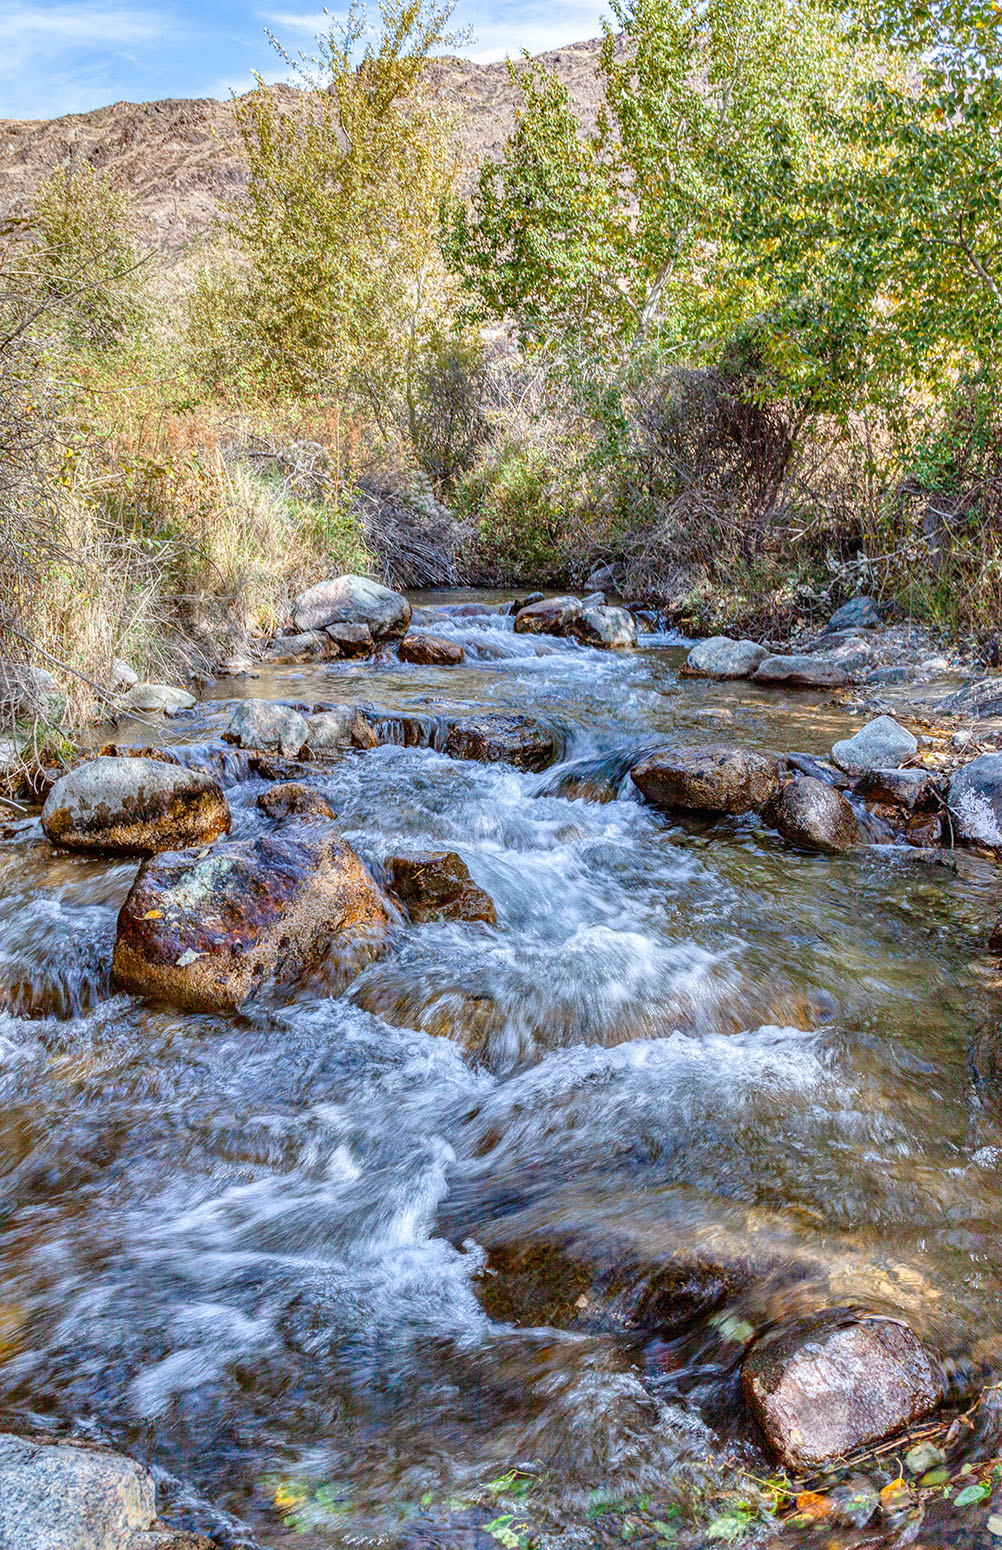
1,592,1001,1548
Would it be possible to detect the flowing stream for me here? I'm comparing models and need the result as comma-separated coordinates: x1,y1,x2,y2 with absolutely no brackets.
1,591,1001,1547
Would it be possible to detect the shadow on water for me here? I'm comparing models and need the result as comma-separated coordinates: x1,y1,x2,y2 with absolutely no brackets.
2,590,1002,1546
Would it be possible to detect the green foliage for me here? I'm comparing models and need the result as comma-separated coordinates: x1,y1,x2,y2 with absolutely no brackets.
450,0,857,355
410,333,492,492
220,0,459,417
455,442,568,583
10,165,146,348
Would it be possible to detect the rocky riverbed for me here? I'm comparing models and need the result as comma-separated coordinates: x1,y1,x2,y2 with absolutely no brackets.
3,583,1002,1549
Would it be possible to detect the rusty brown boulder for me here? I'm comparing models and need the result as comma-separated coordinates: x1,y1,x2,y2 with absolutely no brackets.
399,633,464,666
631,745,779,815
41,756,230,856
256,782,336,821
385,850,496,924
742,1310,942,1470
113,829,388,1012
444,714,558,772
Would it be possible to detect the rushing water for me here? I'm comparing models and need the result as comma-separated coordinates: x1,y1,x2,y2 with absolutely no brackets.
1,592,1001,1547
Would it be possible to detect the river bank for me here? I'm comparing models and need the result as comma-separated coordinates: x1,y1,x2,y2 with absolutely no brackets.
2,583,1002,1548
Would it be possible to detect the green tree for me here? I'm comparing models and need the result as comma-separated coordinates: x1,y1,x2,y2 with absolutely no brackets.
450,0,857,354
224,0,460,419
11,165,145,347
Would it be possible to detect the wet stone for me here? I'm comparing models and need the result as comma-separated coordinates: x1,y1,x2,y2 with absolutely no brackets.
948,753,1002,847
399,633,465,666
683,637,768,679
855,767,937,811
113,828,388,1013
263,630,334,664
513,596,582,636
0,1432,157,1550
223,700,309,759
324,621,373,655
385,850,496,924
741,1310,942,1470
753,656,849,689
762,775,860,853
444,714,558,772
256,782,336,822
306,706,378,755
41,757,230,856
569,606,636,649
630,744,779,815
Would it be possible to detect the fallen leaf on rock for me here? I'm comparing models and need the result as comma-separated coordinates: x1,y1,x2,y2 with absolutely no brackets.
175,948,206,967
142,909,162,919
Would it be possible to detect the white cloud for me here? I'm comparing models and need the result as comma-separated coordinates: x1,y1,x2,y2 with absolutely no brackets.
0,2,165,116
0,2,161,48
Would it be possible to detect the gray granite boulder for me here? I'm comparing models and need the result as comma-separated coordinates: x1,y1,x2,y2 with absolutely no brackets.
121,683,196,714
831,716,917,777
948,753,1002,847
223,700,308,758
42,757,230,856
825,595,882,631
753,656,849,689
293,575,411,639
684,637,768,679
763,776,859,853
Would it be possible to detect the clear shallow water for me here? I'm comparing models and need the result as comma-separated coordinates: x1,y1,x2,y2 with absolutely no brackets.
2,592,1002,1546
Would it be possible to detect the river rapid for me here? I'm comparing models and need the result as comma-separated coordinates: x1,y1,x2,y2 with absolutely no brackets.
1,592,1001,1547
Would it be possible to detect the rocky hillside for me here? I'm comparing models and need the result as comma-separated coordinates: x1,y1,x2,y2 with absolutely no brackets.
0,39,607,249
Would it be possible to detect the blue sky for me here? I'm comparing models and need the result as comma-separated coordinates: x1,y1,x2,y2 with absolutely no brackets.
2,0,607,118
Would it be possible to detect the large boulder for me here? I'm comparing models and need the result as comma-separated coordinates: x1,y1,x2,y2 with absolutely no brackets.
831,715,918,777
385,850,496,924
513,596,582,637
293,575,411,639
948,753,1002,847
223,700,308,758
684,637,768,679
631,744,779,815
753,655,849,689
113,829,388,1013
825,595,882,631
398,633,464,665
41,757,230,856
742,1310,942,1470
938,678,1002,720
570,606,637,649
444,714,558,772
0,1431,212,1550
762,775,859,853
120,683,196,714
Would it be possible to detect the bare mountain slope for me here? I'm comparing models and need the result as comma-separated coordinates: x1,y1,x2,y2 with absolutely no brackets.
0,39,606,249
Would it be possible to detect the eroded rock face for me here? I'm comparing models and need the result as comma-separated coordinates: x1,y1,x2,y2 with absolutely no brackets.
763,776,859,853
113,829,388,1012
630,745,779,815
223,700,308,758
41,757,230,856
444,714,558,771
948,753,1002,847
293,575,411,639
684,637,768,679
831,715,917,777
256,782,335,822
826,595,882,631
742,1310,942,1470
385,850,496,924
399,633,465,665
570,606,636,649
121,682,196,714
513,596,582,636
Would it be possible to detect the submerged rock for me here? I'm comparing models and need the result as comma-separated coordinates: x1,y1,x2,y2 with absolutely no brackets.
120,682,196,714
948,753,1002,847
513,596,581,636
41,757,230,856
293,574,411,639
398,633,465,665
385,850,496,924
825,595,882,631
763,776,859,853
742,1309,942,1470
570,606,636,649
630,744,779,815
113,828,388,1012
684,637,768,679
256,782,335,822
0,1431,213,1550
831,715,917,777
223,700,308,759
753,655,849,689
444,714,558,772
